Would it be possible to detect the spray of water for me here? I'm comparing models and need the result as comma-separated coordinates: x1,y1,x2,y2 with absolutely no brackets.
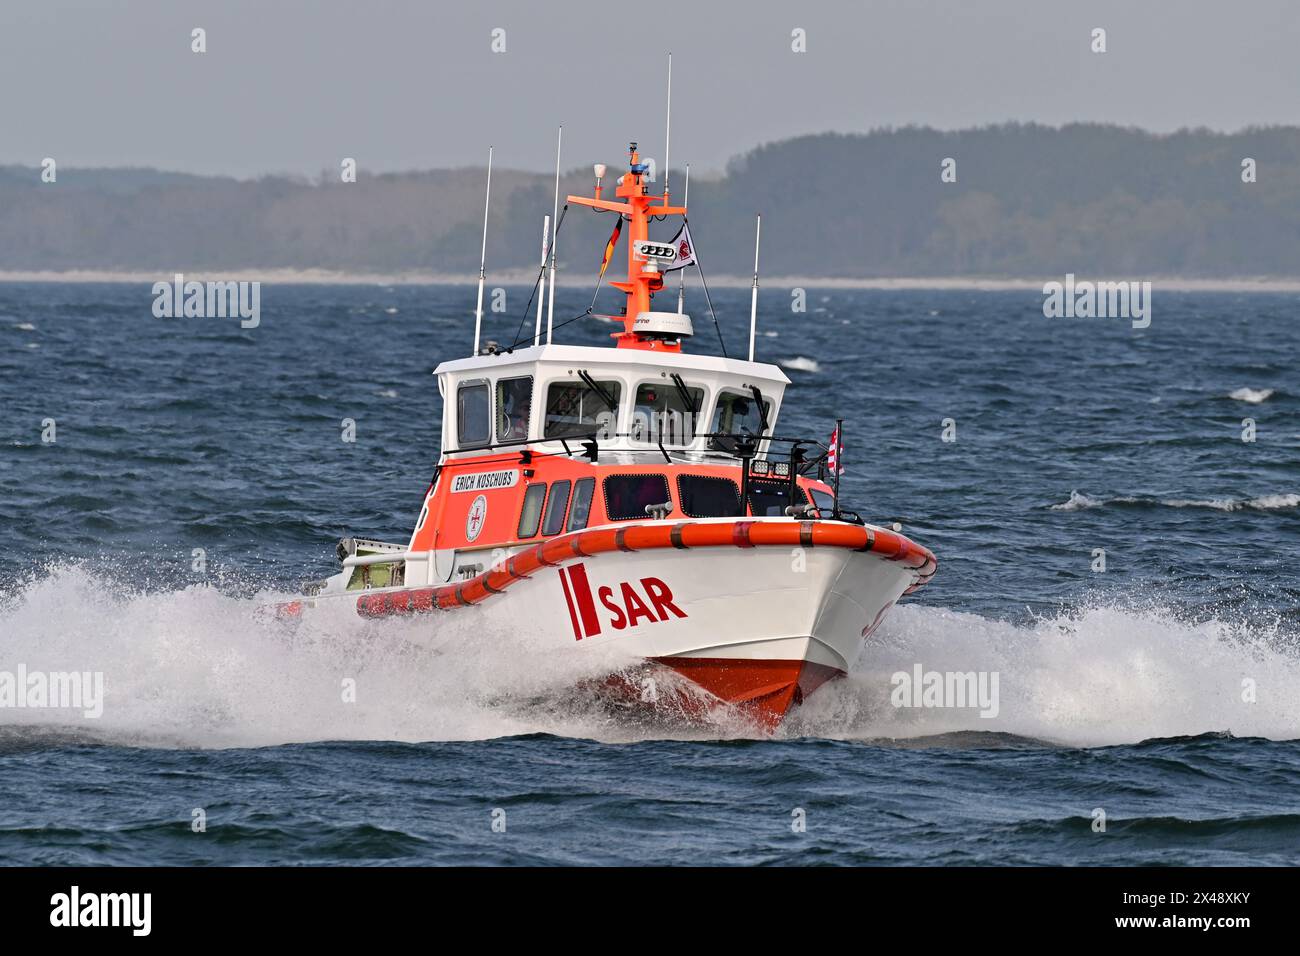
791,603,1300,746
2,564,1296,748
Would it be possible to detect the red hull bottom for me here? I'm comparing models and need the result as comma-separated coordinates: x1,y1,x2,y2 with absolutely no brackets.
602,657,844,730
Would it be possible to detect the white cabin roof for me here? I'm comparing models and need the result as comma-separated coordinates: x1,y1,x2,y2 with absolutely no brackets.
433,343,791,387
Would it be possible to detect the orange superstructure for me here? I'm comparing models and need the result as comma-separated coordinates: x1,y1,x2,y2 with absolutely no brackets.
567,143,687,350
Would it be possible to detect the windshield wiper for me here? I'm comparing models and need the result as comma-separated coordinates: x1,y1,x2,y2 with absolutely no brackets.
669,373,700,416
578,370,618,414
749,385,770,432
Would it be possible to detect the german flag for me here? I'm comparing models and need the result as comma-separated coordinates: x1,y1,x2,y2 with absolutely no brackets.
598,216,624,278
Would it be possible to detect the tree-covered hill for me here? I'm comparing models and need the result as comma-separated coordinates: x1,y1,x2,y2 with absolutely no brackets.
4,123,1298,278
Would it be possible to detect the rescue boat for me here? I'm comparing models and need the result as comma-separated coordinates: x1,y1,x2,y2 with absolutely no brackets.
284,138,937,728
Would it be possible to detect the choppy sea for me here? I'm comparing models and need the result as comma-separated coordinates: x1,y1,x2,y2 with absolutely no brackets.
1,282,1297,865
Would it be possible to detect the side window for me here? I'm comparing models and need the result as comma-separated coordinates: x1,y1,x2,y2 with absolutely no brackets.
497,376,533,443
809,488,835,515
544,379,621,439
457,382,490,447
567,477,596,531
677,475,741,518
747,479,792,517
709,390,771,450
631,381,704,445
542,480,571,536
603,474,672,521
517,483,547,538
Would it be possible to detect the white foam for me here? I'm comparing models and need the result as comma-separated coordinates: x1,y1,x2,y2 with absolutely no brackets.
1162,493,1300,512
1049,490,1105,511
1243,493,1300,510
792,602,1300,747
1229,387,1274,404
4,565,1296,749
0,564,641,748
1050,490,1298,513
780,356,821,372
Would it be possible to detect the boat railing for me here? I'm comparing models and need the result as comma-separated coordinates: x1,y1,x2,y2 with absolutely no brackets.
441,432,601,460
342,550,430,568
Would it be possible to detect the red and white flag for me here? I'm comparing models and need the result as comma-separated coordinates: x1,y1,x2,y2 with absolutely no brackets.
661,222,697,272
827,425,845,476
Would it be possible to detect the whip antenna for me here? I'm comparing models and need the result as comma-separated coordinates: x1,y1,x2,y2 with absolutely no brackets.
748,214,761,361
472,146,493,354
546,126,562,344
534,214,549,346
677,163,690,314
663,53,672,204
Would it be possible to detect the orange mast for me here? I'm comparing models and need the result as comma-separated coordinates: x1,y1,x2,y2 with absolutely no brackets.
567,142,687,351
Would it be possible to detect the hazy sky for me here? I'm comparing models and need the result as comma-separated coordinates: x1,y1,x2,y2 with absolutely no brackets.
3,0,1299,178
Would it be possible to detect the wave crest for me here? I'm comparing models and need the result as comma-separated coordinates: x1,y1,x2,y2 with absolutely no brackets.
1050,490,1298,512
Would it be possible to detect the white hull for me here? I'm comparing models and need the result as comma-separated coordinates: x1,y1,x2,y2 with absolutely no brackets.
294,521,929,725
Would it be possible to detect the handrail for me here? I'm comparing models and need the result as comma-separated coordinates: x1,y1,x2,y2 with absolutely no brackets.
440,431,600,458
343,550,431,568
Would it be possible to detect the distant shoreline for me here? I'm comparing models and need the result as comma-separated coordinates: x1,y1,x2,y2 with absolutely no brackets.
2,269,1300,293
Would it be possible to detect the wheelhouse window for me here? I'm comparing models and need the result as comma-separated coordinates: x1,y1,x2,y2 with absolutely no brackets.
747,479,803,517
496,376,533,443
567,477,595,531
677,475,741,518
603,474,672,521
708,390,772,451
544,379,621,439
517,483,547,538
457,381,491,447
809,488,836,515
542,480,571,536
631,380,704,445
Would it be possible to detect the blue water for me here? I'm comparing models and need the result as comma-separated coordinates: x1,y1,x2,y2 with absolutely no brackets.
1,282,1298,865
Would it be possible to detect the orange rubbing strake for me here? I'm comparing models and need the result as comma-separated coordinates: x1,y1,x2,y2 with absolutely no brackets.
355,518,937,619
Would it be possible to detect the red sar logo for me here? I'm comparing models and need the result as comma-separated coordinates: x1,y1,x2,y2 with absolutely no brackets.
557,563,686,640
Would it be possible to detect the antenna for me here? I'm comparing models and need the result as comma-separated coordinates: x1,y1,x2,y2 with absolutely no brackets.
663,53,672,204
677,163,690,315
534,214,549,346
472,146,493,354
748,214,761,362
546,126,562,344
